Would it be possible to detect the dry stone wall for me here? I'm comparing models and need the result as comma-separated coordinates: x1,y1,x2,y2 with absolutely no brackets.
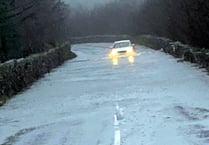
0,45,76,106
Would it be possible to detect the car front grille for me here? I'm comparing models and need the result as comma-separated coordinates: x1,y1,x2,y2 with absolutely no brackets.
118,51,127,54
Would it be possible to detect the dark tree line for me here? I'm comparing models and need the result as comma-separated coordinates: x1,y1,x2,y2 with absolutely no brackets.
135,0,209,49
70,0,209,49
70,0,140,36
1,0,208,62
0,0,71,62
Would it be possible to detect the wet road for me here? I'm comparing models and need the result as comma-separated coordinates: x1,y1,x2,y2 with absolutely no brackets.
1,43,209,145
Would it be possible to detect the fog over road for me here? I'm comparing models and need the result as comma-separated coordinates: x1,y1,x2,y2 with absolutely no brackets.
1,43,209,145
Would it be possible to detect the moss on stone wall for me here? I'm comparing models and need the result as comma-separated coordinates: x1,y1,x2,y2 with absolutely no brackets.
134,35,209,74
71,35,132,44
0,43,76,106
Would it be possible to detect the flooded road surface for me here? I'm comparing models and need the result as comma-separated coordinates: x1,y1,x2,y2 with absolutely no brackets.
1,43,209,145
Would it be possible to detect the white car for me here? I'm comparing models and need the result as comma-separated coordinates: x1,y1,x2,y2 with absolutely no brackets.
109,40,136,58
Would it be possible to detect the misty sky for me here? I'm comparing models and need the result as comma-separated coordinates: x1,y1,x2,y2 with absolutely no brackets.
63,0,114,8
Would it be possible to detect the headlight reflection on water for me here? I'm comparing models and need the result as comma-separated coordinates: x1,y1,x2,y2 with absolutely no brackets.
112,58,119,65
128,56,135,64
111,56,135,65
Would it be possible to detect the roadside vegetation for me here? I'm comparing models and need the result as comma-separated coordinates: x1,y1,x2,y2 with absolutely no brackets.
1,0,209,62
0,0,71,62
70,0,209,50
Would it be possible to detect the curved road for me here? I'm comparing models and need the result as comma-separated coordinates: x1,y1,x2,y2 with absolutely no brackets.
1,43,209,145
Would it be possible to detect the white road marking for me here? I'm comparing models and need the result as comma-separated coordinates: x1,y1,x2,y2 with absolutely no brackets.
116,104,124,120
114,129,121,145
114,115,119,126
114,104,121,145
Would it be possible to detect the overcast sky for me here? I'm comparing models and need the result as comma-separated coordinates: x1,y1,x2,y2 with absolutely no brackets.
63,0,114,9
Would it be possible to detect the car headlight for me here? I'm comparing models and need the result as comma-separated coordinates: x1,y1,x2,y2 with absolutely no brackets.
111,49,118,55
127,47,134,53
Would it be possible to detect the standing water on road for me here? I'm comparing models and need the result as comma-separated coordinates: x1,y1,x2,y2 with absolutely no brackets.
1,43,209,145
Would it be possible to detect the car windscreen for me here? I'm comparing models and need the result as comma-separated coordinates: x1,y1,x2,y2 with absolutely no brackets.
114,42,130,48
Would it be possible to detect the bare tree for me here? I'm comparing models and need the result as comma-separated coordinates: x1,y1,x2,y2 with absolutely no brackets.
0,0,72,62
